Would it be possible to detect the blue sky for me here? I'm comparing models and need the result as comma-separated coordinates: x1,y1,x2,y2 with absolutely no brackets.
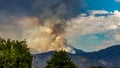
83,0,120,11
0,0,120,53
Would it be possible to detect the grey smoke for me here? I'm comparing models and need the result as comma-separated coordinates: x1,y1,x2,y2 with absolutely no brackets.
0,0,83,53
31,0,82,19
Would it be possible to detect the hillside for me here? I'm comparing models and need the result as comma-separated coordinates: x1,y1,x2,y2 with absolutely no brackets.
32,45,120,68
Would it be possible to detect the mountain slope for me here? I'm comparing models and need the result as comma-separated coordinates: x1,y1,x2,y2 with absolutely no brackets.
32,45,120,68
80,45,120,67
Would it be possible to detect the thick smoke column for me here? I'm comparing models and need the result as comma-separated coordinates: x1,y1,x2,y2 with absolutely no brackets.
23,0,82,54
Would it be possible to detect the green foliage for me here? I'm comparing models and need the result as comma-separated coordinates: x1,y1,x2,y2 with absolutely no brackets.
45,51,78,68
0,38,32,68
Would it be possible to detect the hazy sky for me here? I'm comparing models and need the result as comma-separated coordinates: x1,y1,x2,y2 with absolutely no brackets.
0,0,120,52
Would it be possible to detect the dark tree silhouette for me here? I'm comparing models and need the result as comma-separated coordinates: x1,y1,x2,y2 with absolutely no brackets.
45,50,78,68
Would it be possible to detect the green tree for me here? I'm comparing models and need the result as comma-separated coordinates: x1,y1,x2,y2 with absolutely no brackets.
0,37,32,68
45,51,78,68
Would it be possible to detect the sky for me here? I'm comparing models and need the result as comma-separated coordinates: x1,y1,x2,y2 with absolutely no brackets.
84,0,120,11
0,0,120,53
72,0,120,52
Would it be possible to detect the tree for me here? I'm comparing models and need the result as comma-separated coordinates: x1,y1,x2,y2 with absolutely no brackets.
45,51,78,68
0,37,32,68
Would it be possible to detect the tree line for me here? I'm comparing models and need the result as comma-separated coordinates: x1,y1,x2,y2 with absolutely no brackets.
0,38,32,68
0,38,78,68
0,37,120,68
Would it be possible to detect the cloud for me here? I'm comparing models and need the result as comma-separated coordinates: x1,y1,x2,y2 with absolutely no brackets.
114,34,120,40
66,10,120,38
89,10,111,15
66,10,120,51
115,0,120,2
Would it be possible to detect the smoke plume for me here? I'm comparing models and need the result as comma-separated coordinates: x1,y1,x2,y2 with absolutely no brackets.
22,0,82,54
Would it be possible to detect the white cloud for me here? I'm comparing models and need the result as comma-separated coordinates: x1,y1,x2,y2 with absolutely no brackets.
108,24,118,30
66,10,120,38
89,10,111,15
66,10,120,51
115,0,120,2
114,34,120,40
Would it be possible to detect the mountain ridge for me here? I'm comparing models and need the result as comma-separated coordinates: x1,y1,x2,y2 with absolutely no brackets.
32,45,120,68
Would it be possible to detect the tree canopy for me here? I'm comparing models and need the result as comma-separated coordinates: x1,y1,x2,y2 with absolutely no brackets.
0,38,32,68
45,51,78,68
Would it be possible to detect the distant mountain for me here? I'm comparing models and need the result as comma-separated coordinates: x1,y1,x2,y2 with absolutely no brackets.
73,47,85,54
82,45,120,59
80,45,120,67
32,45,120,68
